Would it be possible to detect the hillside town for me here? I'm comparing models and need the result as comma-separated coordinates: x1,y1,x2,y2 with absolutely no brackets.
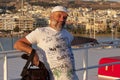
0,0,120,38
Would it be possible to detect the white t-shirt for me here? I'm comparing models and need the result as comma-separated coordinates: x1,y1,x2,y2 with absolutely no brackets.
26,26,73,67
26,27,80,80
26,27,75,79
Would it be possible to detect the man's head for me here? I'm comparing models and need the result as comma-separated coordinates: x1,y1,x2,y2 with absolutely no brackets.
50,6,68,31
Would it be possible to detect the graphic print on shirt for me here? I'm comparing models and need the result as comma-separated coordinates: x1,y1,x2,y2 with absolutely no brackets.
42,29,73,79
44,32,71,64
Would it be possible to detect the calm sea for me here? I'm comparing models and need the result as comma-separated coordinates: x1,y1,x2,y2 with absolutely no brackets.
0,35,116,51
0,37,20,51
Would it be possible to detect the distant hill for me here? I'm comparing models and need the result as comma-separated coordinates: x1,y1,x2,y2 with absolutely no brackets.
0,0,120,10
73,1,120,10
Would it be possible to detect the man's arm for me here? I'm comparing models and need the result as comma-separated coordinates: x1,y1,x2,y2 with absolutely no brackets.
14,37,33,54
14,37,39,66
71,36,98,46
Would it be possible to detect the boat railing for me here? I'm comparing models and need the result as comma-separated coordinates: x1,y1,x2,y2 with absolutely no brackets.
74,39,120,80
0,40,120,80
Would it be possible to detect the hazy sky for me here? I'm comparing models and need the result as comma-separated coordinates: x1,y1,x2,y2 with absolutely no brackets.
111,0,119,1
83,0,120,2
103,0,119,1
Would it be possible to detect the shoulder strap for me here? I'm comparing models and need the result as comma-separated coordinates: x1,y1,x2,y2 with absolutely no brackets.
21,51,35,77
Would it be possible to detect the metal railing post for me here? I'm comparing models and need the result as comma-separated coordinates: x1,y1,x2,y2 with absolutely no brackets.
83,45,89,80
0,42,7,80
3,53,8,80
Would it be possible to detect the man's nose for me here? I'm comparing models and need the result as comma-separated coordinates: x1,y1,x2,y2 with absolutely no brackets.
59,17,66,22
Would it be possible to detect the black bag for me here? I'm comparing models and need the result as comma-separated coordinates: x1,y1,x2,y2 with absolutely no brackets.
21,51,50,80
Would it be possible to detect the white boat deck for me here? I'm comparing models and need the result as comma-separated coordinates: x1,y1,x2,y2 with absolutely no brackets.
0,41,120,80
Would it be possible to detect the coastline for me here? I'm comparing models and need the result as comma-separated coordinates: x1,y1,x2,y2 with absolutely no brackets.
0,32,120,40
0,32,29,38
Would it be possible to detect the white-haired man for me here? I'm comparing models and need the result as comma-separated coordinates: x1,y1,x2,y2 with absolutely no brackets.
14,6,98,80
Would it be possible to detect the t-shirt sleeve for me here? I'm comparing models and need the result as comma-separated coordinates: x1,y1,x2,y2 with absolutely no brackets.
69,33,74,43
67,32,74,43
26,28,40,44
64,29,74,44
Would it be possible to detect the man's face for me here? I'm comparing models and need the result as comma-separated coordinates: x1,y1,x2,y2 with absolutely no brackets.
50,11,68,31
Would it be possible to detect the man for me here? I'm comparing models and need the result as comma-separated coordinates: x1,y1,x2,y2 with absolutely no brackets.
14,6,98,80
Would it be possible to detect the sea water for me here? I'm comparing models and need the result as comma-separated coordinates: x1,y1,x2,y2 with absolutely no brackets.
0,37,19,51
0,36,114,51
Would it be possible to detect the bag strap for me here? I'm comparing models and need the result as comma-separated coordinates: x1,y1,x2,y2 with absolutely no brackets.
21,49,36,77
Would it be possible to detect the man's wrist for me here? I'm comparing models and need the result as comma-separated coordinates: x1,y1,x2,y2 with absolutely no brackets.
29,49,36,54
31,49,36,54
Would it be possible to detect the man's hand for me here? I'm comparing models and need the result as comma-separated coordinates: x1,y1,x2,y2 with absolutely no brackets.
33,52,39,66
21,52,40,66
72,36,99,46
91,38,99,44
